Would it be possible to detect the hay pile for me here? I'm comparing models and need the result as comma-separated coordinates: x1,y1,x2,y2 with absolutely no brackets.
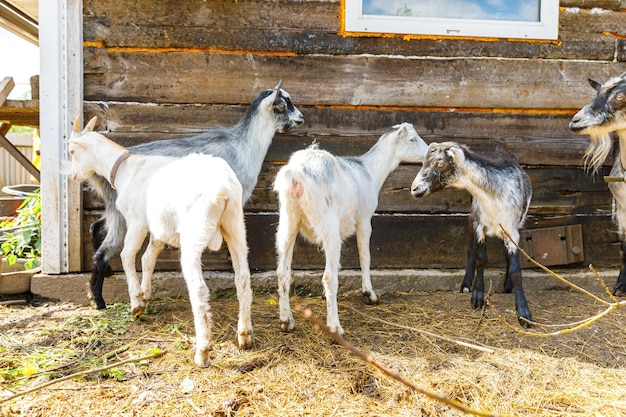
1,288,625,416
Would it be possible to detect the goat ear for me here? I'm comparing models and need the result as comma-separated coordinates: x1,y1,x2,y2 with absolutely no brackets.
72,116,81,134
447,147,465,165
588,78,602,92
83,116,98,133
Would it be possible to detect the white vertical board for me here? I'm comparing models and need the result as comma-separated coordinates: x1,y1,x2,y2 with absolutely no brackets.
39,0,83,273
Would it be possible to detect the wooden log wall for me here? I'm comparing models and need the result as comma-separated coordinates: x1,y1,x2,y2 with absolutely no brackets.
81,0,626,274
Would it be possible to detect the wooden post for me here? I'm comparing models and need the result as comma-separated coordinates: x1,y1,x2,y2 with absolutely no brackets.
39,0,83,274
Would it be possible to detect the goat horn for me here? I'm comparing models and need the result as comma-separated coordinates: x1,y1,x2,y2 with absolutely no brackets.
273,80,283,103
72,116,81,133
84,116,98,133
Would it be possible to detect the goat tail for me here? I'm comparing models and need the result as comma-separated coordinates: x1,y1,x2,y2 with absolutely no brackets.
88,174,126,252
274,167,306,200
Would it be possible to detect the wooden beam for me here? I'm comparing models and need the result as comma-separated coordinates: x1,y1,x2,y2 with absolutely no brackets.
0,122,10,136
0,99,40,127
0,127,40,181
0,1,38,45
0,77,15,107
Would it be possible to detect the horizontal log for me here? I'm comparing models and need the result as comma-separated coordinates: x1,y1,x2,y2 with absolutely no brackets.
0,99,39,127
82,1,623,61
84,50,626,109
246,165,615,215
560,0,621,10
99,102,578,138
81,163,614,216
81,212,620,273
84,102,602,168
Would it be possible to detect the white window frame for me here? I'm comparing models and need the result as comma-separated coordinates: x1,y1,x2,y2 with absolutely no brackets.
344,0,559,40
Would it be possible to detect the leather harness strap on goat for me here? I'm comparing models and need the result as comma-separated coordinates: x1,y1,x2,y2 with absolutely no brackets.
110,151,131,189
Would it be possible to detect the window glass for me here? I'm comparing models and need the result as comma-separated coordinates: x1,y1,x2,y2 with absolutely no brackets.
363,1,540,22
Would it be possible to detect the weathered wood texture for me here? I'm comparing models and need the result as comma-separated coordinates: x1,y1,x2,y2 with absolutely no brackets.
82,213,618,272
81,0,626,273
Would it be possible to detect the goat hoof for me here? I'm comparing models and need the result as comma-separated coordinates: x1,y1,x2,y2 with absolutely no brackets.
194,350,211,368
517,307,532,328
612,285,626,297
471,292,484,310
460,286,470,294
131,307,145,318
518,315,532,328
280,320,295,333
90,298,106,310
362,291,379,305
238,331,254,350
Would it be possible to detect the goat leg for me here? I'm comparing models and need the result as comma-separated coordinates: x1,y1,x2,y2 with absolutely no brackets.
88,218,113,310
90,218,114,277
460,214,476,293
613,240,626,296
503,254,513,293
470,239,487,309
507,250,532,327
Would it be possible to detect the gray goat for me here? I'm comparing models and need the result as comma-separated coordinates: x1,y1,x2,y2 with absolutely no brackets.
570,72,626,295
411,142,533,327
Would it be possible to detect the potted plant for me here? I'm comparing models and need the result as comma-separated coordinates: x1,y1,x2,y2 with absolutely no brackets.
1,188,41,272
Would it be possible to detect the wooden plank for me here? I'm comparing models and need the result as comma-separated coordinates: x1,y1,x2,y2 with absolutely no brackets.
102,103,578,139
82,161,613,216
0,2,38,45
560,0,621,10
0,77,15,107
0,131,40,181
0,99,40,127
0,123,10,136
249,165,614,215
82,1,621,60
87,103,597,168
84,51,626,109
81,213,620,272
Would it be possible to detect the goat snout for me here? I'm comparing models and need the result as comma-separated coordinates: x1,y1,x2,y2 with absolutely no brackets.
569,116,586,132
282,118,304,132
569,108,595,133
410,183,429,198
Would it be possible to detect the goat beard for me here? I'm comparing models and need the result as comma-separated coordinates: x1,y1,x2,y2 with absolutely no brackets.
582,132,612,175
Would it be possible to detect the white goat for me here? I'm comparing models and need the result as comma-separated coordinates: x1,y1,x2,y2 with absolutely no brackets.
411,142,533,327
88,81,303,310
68,116,253,367
274,123,428,335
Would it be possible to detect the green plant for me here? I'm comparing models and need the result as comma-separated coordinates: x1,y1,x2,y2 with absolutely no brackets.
1,189,41,270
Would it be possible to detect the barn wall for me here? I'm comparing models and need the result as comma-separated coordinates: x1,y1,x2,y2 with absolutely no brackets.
81,0,626,273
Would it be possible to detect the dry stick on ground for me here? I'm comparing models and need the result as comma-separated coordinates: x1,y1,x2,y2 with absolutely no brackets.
346,306,495,354
488,225,625,337
0,350,166,404
294,304,503,417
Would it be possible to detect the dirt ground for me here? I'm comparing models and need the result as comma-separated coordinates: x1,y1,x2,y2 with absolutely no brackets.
1,286,625,417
